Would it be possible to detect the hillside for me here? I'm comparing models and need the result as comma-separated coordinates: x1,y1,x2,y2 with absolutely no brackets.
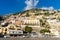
1,8,60,36
3,8,60,20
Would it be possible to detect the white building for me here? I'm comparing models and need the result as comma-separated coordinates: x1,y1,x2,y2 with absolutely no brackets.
23,19,40,25
9,30,23,35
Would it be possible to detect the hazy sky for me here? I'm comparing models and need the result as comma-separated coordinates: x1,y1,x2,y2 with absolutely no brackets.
0,0,60,15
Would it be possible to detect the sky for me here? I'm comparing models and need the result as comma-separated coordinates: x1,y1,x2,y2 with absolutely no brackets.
0,0,60,15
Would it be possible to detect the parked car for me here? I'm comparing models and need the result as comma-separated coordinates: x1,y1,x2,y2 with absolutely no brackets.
4,35,10,38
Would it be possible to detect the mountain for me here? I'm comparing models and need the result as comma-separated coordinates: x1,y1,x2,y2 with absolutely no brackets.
3,8,58,18
1,8,60,35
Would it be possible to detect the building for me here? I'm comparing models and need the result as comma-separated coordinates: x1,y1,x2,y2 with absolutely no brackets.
9,30,23,35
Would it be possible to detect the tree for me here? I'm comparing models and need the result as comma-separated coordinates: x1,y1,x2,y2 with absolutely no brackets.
39,19,43,27
57,16,60,21
25,26,33,33
39,19,46,27
44,12,50,16
0,16,4,21
40,29,51,34
39,19,50,29
26,13,29,17
39,19,50,34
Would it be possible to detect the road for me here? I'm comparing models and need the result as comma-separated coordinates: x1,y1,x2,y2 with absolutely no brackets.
0,37,60,40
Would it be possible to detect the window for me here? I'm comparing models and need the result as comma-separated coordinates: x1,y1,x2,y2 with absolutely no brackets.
18,32,21,33
13,31,14,33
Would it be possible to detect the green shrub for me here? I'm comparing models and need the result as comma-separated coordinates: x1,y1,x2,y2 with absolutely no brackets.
40,29,50,34
25,26,33,33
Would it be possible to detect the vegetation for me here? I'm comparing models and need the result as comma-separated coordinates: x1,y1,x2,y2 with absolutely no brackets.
26,13,30,17
0,16,4,21
25,26,33,33
39,18,50,34
57,16,60,21
44,12,49,16
43,21,50,29
39,19,46,27
58,18,60,21
39,19,50,29
39,19,43,27
0,33,4,37
13,12,20,15
35,14,39,16
40,29,51,34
